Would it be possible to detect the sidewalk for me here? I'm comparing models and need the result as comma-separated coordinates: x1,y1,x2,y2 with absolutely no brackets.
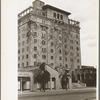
18,87,96,97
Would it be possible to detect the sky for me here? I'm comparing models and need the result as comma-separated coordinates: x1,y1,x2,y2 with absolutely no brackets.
16,0,98,67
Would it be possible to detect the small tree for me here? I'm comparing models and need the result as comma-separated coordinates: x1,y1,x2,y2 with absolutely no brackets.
34,63,50,91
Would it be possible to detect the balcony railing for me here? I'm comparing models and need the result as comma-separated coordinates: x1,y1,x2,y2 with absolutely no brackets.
68,19,80,27
18,6,47,19
18,6,33,19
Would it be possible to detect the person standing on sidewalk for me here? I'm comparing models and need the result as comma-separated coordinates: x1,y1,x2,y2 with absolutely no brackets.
61,71,69,90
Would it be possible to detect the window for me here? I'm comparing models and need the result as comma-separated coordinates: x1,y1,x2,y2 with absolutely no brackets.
77,53,79,56
34,62,37,66
65,58,67,61
51,56,53,60
34,54,37,58
42,48,46,52
18,57,20,61
42,33,46,38
59,36,62,40
27,39,28,44
70,58,74,62
77,59,80,63
59,50,61,54
51,42,53,46
51,63,54,66
42,12,45,16
51,49,54,53
49,35,53,39
18,50,20,54
59,56,62,60
22,48,25,52
60,15,63,20
18,29,20,33
65,64,68,68
22,55,24,60
60,63,62,66
76,41,78,44
22,41,25,45
53,13,56,18
42,40,46,45
71,65,74,68
70,46,73,49
76,47,79,51
22,34,25,38
70,52,73,56
22,27,25,31
18,64,20,68
27,47,28,51
34,39,37,43
78,65,80,69
65,51,67,55
26,54,28,58
64,39,67,42
34,46,37,51
18,36,20,40
18,43,20,47
42,55,46,59
76,34,79,38
22,63,24,67
34,32,37,36
70,40,73,43
26,62,28,66
65,45,67,48
57,14,59,19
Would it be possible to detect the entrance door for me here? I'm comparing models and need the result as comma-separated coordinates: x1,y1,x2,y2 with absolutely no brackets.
18,77,30,91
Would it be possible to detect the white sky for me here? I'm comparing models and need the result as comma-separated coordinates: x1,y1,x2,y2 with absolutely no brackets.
1,0,98,100
17,0,98,67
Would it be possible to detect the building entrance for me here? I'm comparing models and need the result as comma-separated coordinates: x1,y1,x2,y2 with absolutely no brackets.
18,77,30,91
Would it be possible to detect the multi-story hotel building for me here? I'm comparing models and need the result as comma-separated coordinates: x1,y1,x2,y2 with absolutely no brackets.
18,0,81,70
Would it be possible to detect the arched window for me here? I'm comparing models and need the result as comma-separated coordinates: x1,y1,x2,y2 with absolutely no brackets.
42,40,46,45
53,13,56,18
61,15,63,20
57,14,59,19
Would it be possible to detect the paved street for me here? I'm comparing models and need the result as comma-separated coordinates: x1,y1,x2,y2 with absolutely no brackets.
18,88,96,100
